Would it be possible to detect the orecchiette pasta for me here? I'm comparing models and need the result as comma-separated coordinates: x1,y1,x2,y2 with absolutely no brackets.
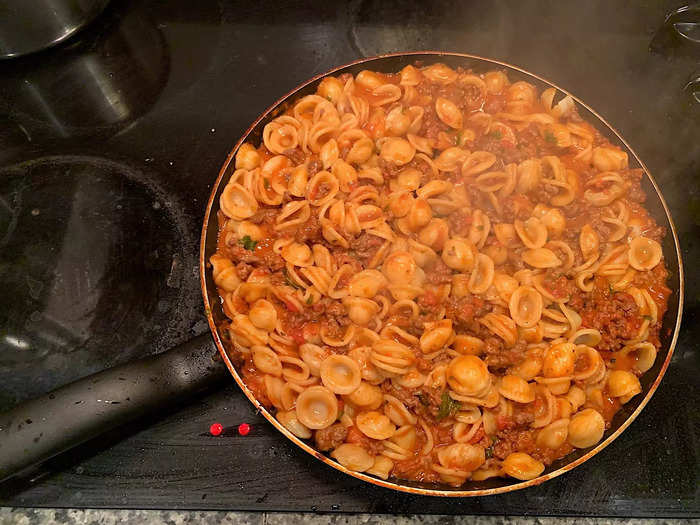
567,408,605,448
502,452,545,481
212,63,670,487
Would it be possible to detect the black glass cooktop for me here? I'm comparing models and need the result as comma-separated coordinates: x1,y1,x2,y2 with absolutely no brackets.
0,0,697,517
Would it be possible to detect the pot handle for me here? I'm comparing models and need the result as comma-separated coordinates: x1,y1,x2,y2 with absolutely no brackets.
0,333,229,482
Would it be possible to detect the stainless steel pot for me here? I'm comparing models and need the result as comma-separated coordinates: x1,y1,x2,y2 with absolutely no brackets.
0,0,110,59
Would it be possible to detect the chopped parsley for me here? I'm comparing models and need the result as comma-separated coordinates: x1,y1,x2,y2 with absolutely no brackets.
306,295,313,305
489,129,503,140
263,178,271,190
642,314,653,321
608,284,617,295
283,269,302,289
238,235,258,251
437,391,461,420
544,130,557,144
485,438,499,459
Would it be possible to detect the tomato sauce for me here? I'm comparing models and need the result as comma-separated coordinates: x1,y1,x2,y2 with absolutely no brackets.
212,63,672,487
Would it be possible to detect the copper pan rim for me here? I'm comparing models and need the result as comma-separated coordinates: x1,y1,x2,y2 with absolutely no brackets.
199,51,684,497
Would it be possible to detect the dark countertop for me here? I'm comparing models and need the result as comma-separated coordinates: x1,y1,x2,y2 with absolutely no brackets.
0,508,698,525
0,0,698,517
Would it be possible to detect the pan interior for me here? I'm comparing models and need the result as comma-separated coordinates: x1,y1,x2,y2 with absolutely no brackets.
201,53,682,496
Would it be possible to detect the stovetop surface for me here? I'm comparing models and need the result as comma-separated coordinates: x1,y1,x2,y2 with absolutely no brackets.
0,0,697,516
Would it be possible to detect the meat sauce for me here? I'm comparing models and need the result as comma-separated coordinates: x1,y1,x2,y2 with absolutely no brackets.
213,64,672,487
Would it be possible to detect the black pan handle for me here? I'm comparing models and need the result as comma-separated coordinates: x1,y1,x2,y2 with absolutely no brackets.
0,334,229,482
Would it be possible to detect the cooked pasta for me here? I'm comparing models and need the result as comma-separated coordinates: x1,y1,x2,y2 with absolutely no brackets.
211,63,671,487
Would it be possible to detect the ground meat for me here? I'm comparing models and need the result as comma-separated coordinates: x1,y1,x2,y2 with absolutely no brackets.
541,272,577,302
314,423,348,451
569,280,642,352
412,387,444,422
483,93,506,113
377,157,404,180
445,295,492,331
307,156,322,177
345,425,385,456
283,147,306,165
223,241,258,264
501,194,535,222
334,253,364,274
623,169,646,203
627,183,645,203
277,302,316,338
415,357,433,373
348,232,383,264
235,262,254,280
367,439,385,456
294,214,322,243
423,387,444,408
493,428,536,460
424,259,453,285
447,210,472,236
325,302,351,327
530,181,562,204
483,339,527,370
325,301,346,318
322,316,346,339
511,407,536,426
381,381,419,409
392,455,439,484
420,104,449,140
248,207,278,225
475,135,527,164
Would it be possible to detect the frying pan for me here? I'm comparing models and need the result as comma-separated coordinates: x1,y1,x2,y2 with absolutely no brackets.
0,52,684,496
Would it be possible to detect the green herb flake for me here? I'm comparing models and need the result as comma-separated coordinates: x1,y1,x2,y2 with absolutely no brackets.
489,130,502,140
306,296,313,305
283,269,302,290
544,130,557,144
643,314,653,321
263,178,271,190
485,438,499,459
238,235,258,251
608,284,617,295
437,391,461,420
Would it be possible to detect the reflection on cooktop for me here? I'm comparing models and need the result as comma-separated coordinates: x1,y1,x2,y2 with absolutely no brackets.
0,156,198,409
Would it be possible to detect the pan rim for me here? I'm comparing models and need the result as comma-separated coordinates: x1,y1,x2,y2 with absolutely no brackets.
199,51,684,497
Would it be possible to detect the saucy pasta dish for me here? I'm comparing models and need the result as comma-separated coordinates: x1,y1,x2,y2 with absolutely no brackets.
210,63,670,485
